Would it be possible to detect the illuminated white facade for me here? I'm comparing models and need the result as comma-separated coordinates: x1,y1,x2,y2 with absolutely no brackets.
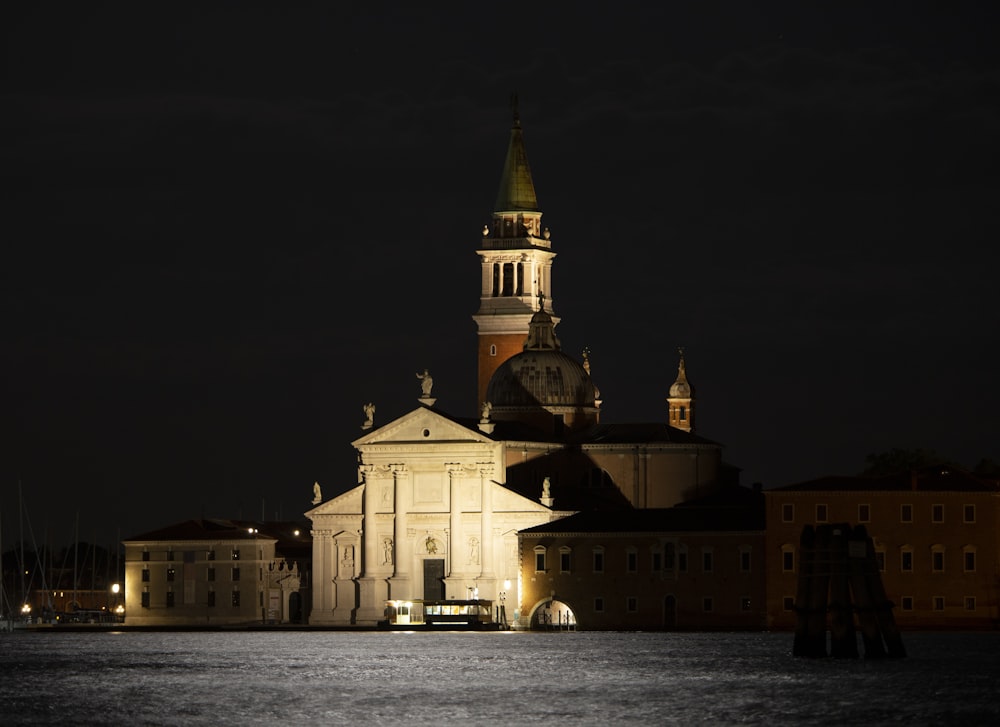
306,406,567,626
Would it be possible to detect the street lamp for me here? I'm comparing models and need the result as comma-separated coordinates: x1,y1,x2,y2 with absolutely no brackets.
110,583,122,623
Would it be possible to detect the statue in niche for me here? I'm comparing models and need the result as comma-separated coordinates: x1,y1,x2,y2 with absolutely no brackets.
312,482,322,504
468,537,480,566
382,538,393,566
341,545,354,565
363,402,375,427
425,536,438,554
542,476,551,499
416,369,434,397
480,401,492,422
382,486,391,504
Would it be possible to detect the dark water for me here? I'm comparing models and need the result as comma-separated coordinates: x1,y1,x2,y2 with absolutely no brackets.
1,630,997,725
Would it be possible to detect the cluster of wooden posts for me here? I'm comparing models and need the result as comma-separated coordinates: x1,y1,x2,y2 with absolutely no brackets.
794,523,906,659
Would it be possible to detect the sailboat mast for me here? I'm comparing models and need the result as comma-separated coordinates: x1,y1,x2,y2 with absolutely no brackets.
19,480,25,612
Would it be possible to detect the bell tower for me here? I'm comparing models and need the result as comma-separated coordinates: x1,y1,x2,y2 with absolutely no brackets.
473,101,558,406
667,348,695,432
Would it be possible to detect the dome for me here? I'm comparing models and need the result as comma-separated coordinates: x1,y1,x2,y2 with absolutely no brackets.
486,349,596,408
669,380,691,398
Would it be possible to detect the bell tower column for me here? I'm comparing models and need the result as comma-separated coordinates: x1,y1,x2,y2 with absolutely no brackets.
667,348,695,432
473,105,559,406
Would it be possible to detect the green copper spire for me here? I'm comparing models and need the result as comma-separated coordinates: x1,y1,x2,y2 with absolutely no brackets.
494,95,539,212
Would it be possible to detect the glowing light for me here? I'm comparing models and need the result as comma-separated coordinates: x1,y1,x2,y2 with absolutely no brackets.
111,583,120,594
20,603,31,615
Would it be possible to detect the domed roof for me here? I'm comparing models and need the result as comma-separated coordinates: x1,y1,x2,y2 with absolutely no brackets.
485,301,596,409
487,349,596,408
668,349,693,398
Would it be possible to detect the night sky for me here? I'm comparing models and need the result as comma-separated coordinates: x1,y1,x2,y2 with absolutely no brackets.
3,3,999,546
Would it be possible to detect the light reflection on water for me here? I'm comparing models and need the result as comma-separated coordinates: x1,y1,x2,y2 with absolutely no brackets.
1,630,998,725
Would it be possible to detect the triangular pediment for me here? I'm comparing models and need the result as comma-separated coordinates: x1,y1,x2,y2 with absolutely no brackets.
492,480,553,513
306,483,364,518
353,407,490,447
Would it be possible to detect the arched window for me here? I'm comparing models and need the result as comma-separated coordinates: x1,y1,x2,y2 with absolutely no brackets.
534,546,547,572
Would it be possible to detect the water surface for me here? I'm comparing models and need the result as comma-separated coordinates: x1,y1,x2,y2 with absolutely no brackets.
1,631,996,725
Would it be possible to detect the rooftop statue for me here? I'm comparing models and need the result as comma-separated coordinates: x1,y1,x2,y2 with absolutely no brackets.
416,369,434,397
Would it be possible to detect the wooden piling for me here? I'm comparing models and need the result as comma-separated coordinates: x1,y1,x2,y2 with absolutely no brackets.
828,524,858,658
847,524,885,658
793,525,815,657
805,524,831,657
793,522,904,659
857,525,906,658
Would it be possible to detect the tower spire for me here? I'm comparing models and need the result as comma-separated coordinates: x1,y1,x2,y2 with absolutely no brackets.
494,98,538,213
473,102,559,408
667,347,695,432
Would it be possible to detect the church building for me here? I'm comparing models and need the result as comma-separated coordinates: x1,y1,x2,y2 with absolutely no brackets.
305,108,735,628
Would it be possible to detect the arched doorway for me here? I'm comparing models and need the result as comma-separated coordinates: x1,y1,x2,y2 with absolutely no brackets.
663,595,677,630
530,598,577,630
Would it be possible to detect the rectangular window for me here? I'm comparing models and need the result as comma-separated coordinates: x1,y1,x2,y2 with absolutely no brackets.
207,550,216,561
858,504,870,523
232,567,241,582
901,596,913,611
677,552,688,573
740,597,751,612
901,551,913,572
626,597,638,613
652,552,663,572
782,551,794,572
702,551,713,574
166,591,175,607
815,504,828,523
932,551,944,572
782,597,794,611
207,591,216,607
592,551,604,573
166,567,176,582
231,549,240,561
781,503,794,522
933,596,944,611
964,551,976,572
702,597,713,613
207,567,216,582
964,504,976,523
932,504,944,523
535,552,546,572
232,590,241,607
664,544,675,572
965,597,976,611
167,550,174,561
141,569,150,583
142,551,150,562
626,552,637,573
875,552,885,572
560,552,571,573
740,551,751,573
901,504,913,523
594,597,604,612
141,591,150,608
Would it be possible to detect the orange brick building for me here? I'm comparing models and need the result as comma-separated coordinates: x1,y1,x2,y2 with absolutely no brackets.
764,466,1000,630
